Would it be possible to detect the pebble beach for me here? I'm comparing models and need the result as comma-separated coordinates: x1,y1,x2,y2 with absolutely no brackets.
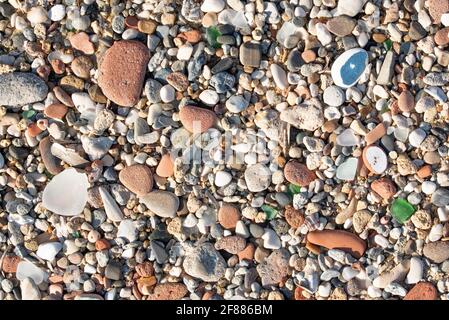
0,0,449,301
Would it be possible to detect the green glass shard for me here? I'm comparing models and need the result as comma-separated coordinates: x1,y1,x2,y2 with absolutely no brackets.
262,205,278,220
206,27,222,49
391,198,416,224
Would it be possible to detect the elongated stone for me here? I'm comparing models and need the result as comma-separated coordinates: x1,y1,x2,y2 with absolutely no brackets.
307,230,366,258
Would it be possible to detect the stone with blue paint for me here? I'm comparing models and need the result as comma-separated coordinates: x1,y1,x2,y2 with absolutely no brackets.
331,48,368,88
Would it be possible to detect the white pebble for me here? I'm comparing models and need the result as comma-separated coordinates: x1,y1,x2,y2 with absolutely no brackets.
160,85,175,103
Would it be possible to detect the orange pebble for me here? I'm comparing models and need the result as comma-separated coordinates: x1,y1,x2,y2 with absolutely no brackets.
27,123,43,137
95,239,111,251
417,165,432,179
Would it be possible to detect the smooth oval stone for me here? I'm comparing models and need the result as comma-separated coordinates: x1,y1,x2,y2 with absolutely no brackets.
270,63,288,89
119,164,153,196
16,261,47,285
284,161,316,186
179,105,217,133
226,95,249,113
98,40,150,107
36,242,62,261
244,163,272,192
42,168,89,216
156,154,174,177
362,145,388,174
336,157,358,181
423,241,449,263
0,72,48,106
140,190,179,218
331,48,368,88
371,178,397,200
39,137,63,175
307,230,366,258
336,128,360,146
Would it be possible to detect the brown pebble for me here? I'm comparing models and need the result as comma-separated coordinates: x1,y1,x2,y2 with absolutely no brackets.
53,86,74,107
71,56,93,79
125,16,139,29
284,206,305,229
218,203,240,229
166,72,189,91
98,40,150,107
156,154,174,177
404,282,438,300
398,90,415,112
39,136,63,175
179,105,217,133
44,103,68,119
284,160,316,187
135,261,154,277
147,283,188,300
50,59,65,74
2,255,21,273
371,177,397,200
119,164,154,196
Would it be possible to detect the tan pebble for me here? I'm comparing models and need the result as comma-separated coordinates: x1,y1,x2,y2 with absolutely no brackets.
428,0,449,24
202,12,217,27
53,86,74,107
218,203,240,229
283,160,316,187
215,236,246,254
137,20,157,34
301,49,316,63
71,56,93,79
